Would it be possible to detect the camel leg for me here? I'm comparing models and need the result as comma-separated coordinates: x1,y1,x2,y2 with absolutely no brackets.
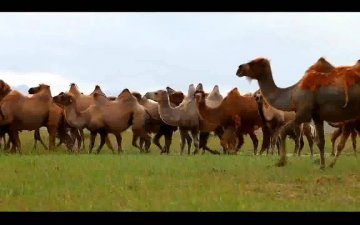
185,132,192,155
329,128,351,168
304,130,314,157
153,132,164,153
248,131,258,155
164,131,173,154
313,117,326,169
236,134,244,154
135,129,151,153
114,133,122,153
351,130,357,156
47,126,56,151
131,132,140,149
179,129,187,155
191,129,199,155
259,127,271,155
70,128,82,152
331,128,342,156
5,133,11,151
96,131,107,154
199,132,209,154
88,131,97,154
292,126,301,156
105,135,114,154
298,135,305,156
34,129,48,150
278,121,301,167
79,129,86,150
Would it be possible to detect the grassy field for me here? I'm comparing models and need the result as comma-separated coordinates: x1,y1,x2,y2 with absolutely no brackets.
0,130,360,211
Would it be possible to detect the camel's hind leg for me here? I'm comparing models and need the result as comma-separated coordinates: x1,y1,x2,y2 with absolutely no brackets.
331,128,342,156
248,131,258,155
304,129,314,156
115,133,123,153
351,130,357,156
179,129,191,155
96,131,107,154
190,129,199,155
153,132,164,153
105,135,114,154
330,128,351,168
70,128,82,152
164,131,173,154
33,129,48,150
88,131,97,154
79,129,86,150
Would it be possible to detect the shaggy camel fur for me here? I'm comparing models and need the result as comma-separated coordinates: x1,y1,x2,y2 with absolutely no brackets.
0,84,61,152
237,57,360,169
131,91,177,154
195,87,262,154
54,89,151,154
146,84,200,155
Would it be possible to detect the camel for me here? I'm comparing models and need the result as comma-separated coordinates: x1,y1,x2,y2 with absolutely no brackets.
195,84,224,154
67,84,114,151
146,84,200,155
195,87,263,154
236,57,360,169
328,120,359,156
54,89,151,154
131,91,177,154
253,89,315,156
0,84,62,152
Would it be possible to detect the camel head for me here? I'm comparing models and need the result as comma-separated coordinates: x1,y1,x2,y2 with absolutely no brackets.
196,83,204,92
28,84,51,95
306,57,335,73
145,90,167,103
194,90,206,104
131,92,142,103
0,80,11,97
236,58,271,80
253,89,263,104
53,92,75,106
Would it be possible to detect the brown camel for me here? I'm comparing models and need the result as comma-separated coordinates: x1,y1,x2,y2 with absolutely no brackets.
236,57,360,169
54,89,151,154
131,91,178,154
0,84,62,152
195,87,262,154
146,84,200,155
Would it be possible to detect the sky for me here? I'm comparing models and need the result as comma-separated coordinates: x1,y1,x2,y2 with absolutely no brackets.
1,12,360,96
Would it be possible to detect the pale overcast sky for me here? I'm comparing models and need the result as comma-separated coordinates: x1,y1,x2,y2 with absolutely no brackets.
0,12,360,96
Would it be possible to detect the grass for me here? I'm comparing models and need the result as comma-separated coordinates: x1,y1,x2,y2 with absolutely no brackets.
0,130,360,211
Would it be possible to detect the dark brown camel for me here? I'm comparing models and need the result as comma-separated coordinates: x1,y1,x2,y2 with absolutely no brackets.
237,57,360,169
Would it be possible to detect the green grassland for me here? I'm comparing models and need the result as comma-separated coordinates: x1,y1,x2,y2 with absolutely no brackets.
0,130,359,211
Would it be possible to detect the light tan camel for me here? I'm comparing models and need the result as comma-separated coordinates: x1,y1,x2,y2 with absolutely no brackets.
54,89,151,154
146,84,200,154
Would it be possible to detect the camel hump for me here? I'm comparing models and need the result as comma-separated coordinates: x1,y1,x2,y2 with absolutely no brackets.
196,83,203,92
188,84,196,96
166,86,176,94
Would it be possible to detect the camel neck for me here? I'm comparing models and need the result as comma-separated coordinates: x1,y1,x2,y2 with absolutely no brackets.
257,70,296,112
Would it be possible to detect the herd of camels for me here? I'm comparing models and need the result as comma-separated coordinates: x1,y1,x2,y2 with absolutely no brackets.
1,56,360,170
